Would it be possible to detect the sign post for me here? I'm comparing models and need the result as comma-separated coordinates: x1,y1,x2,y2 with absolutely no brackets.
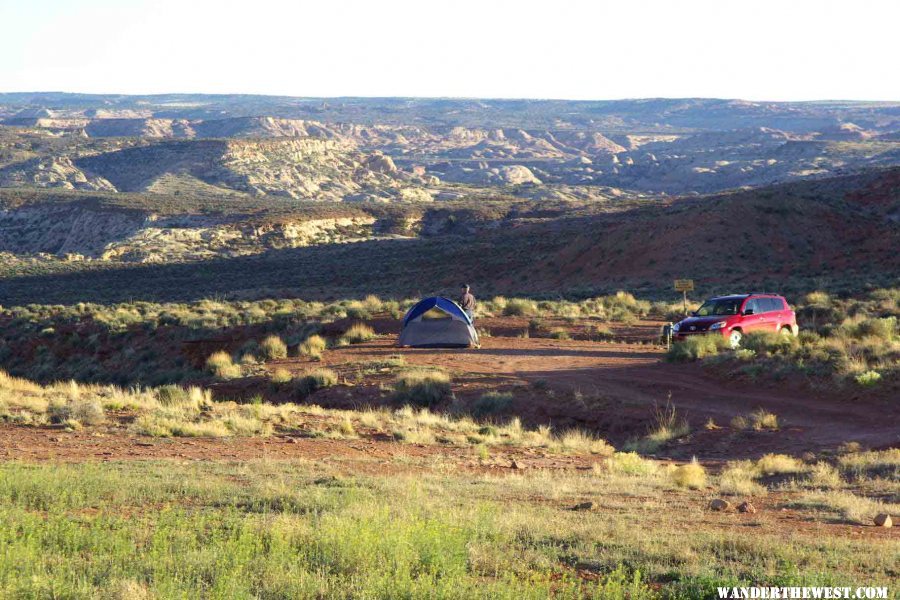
674,279,694,316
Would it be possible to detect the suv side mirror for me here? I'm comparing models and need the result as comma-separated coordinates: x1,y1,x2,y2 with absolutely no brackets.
743,309,754,316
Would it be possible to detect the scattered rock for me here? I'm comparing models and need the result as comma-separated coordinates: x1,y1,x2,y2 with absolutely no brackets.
571,501,595,511
286,437,299,444
737,501,757,514
873,513,892,528
510,459,523,470
709,499,732,511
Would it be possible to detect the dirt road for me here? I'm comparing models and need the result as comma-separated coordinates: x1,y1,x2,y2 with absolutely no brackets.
311,333,899,458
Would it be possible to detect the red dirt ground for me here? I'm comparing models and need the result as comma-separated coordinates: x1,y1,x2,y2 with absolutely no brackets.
254,318,899,459
1,316,896,465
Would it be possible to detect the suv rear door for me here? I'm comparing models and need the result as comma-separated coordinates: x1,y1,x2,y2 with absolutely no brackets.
765,297,789,332
741,298,767,332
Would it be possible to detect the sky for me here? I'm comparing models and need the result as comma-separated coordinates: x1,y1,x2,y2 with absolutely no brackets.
0,0,897,101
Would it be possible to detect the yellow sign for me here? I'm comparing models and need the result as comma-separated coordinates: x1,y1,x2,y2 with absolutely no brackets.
674,279,694,292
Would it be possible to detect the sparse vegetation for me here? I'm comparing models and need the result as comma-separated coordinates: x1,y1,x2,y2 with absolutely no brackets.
294,368,338,397
205,351,242,379
258,335,288,360
393,368,452,408
667,335,729,362
339,323,376,345
471,391,513,418
671,458,707,489
299,334,328,360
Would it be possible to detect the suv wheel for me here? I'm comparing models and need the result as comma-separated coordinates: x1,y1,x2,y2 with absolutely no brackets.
729,330,743,349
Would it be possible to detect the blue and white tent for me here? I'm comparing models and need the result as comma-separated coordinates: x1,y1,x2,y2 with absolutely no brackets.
398,297,479,348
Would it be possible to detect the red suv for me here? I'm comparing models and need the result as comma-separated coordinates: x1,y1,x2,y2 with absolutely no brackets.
672,293,798,349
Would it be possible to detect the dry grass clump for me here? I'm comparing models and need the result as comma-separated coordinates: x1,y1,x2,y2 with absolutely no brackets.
206,351,242,379
294,368,338,397
339,323,376,345
755,453,808,476
626,400,690,453
269,368,293,386
258,335,288,360
299,334,328,360
718,461,767,496
667,335,729,362
393,368,452,408
471,391,513,418
792,490,895,524
556,430,615,456
502,298,538,317
837,448,900,480
730,409,779,431
602,452,659,476
671,458,707,489
749,409,779,431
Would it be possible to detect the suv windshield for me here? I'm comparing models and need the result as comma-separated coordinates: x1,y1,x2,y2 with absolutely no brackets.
695,298,742,316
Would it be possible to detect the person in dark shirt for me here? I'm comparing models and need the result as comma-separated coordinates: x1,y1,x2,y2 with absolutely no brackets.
459,284,476,322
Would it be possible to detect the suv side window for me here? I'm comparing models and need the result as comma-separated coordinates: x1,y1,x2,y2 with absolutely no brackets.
743,299,759,314
756,298,772,313
769,298,785,311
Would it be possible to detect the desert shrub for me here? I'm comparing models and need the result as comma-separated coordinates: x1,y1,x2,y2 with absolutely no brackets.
206,351,241,379
667,335,728,362
749,409,779,431
156,385,192,406
718,462,767,496
472,391,513,418
836,448,900,480
742,331,799,356
340,323,376,345
393,368,452,408
756,453,807,476
548,328,570,340
294,368,338,397
299,335,328,360
804,291,832,307
671,458,707,489
604,452,658,476
806,463,844,489
589,323,614,341
854,370,882,387
258,336,288,361
855,317,897,342
269,368,293,386
49,399,105,426
557,430,615,455
503,298,538,317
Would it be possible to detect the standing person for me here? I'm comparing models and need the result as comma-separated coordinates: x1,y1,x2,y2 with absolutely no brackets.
459,284,476,322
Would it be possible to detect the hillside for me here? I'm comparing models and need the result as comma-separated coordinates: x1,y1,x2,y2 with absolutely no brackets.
3,94,900,196
2,167,897,305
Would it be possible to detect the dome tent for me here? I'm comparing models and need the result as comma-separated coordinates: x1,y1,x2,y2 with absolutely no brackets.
398,297,479,348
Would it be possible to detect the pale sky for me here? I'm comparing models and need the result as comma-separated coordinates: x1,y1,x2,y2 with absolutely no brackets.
1,0,897,101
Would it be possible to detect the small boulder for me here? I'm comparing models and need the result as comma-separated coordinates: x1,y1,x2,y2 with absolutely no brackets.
709,498,732,511
873,513,892,528
510,459,523,470
737,501,757,514
571,501,595,511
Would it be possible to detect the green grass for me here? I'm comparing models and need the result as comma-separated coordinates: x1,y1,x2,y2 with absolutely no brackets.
0,459,894,598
